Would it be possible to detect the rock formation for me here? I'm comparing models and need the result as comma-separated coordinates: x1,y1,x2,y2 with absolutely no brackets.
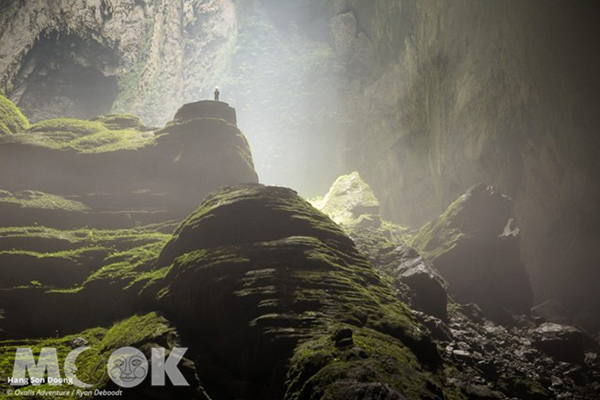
311,171,381,229
327,1,600,334
152,184,445,399
0,98,258,229
412,183,534,322
312,172,600,399
0,0,236,125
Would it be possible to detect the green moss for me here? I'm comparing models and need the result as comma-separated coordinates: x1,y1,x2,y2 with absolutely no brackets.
158,233,438,396
0,190,89,212
29,118,105,135
0,226,169,251
0,246,105,261
0,329,104,399
285,326,445,400
0,313,175,399
90,114,147,130
99,312,174,351
84,240,169,290
160,185,353,267
0,226,169,291
410,196,465,260
0,94,29,135
0,116,156,153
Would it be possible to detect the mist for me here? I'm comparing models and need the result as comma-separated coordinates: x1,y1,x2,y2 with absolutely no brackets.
1,1,600,399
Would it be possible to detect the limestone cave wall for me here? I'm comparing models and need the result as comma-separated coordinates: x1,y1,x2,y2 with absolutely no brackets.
334,0,600,319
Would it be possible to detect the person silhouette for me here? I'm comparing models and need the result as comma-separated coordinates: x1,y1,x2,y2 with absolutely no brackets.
214,87,220,101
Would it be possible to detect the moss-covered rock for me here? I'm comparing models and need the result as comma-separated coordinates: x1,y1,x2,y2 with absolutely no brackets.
0,227,170,337
0,312,208,399
0,101,258,229
0,94,29,136
0,247,109,289
0,190,88,212
8,116,157,154
411,184,533,321
0,189,178,230
157,184,353,266
151,184,448,399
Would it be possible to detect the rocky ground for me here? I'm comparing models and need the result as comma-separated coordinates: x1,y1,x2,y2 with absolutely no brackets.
316,172,600,400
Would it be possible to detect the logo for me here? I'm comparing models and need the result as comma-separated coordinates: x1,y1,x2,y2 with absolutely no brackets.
9,346,189,389
107,347,148,388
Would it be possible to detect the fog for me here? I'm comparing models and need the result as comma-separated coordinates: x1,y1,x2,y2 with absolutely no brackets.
204,1,348,196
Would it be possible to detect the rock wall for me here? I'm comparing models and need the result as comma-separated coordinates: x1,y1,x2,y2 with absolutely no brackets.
0,0,236,125
333,1,600,322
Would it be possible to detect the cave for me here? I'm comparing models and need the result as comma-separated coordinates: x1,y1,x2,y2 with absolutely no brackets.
8,30,119,122
0,1,599,399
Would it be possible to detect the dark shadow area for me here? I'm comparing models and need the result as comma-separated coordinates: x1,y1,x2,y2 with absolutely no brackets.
8,30,119,122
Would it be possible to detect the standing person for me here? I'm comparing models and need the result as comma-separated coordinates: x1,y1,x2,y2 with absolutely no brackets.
214,87,220,101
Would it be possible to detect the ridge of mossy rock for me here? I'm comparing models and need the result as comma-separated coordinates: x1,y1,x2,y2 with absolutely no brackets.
0,227,170,337
0,103,258,229
411,183,533,322
0,189,88,212
0,247,109,289
90,114,150,130
0,189,178,230
311,171,381,228
0,94,29,136
156,184,354,266
151,184,446,399
10,116,158,153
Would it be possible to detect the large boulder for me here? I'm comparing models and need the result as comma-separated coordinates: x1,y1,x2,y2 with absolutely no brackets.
531,322,595,365
311,171,381,229
412,183,534,321
391,245,449,320
151,184,446,400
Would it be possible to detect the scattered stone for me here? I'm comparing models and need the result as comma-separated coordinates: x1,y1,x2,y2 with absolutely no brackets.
453,349,472,362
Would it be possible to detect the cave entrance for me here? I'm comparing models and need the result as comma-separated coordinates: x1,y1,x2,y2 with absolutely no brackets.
8,30,119,122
